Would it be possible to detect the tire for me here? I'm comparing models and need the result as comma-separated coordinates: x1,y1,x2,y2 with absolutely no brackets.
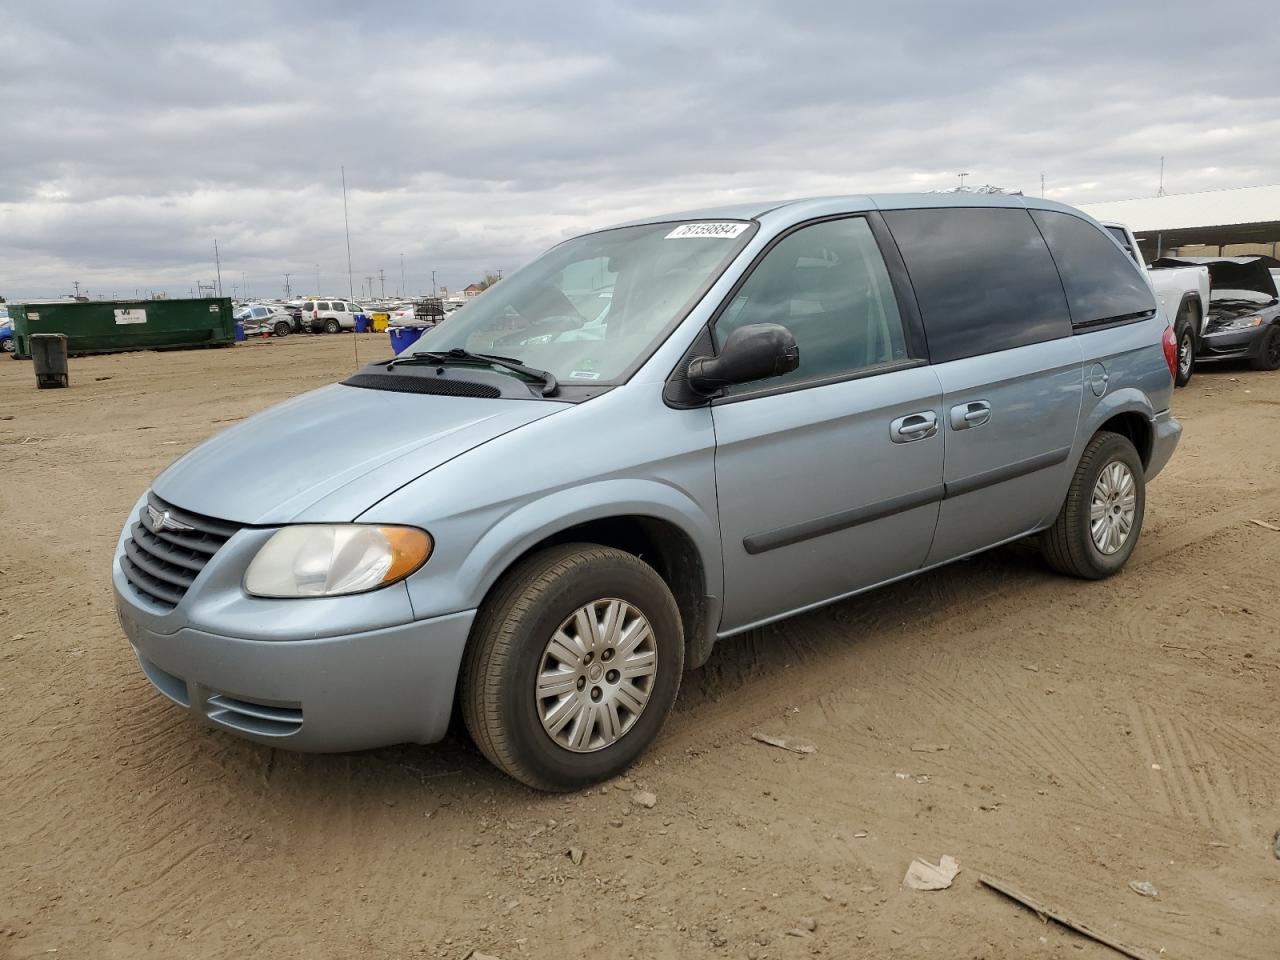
1041,432,1145,580
1174,308,1197,387
273,320,291,338
0,336,13,354
1249,324,1280,372
323,318,341,334
461,543,684,791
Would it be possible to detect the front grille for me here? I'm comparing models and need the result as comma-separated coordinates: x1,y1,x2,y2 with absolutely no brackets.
120,492,241,609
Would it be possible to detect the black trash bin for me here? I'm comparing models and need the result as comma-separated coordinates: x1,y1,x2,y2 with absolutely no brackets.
30,333,70,389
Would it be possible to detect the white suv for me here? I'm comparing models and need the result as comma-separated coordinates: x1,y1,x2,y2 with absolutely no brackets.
299,299,363,333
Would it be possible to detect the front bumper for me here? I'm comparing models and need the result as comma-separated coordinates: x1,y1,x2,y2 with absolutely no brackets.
1197,324,1269,361
115,588,475,752
1146,409,1181,481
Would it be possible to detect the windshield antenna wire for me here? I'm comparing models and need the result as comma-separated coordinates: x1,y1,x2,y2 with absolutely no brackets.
342,164,358,369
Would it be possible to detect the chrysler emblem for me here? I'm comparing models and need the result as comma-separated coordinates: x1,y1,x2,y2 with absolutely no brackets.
146,504,194,533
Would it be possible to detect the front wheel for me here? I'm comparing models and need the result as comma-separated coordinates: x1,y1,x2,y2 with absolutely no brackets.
273,320,291,338
1041,432,1145,579
1250,325,1280,372
0,336,13,355
461,544,684,791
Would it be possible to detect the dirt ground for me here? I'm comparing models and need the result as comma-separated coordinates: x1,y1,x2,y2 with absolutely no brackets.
2,333,1278,960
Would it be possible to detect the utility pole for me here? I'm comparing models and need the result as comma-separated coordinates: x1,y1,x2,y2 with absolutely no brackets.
315,264,321,296
431,270,437,296
284,273,291,298
364,275,375,300
213,238,223,297
242,272,248,299
400,254,405,298
378,268,386,299
957,172,969,189
73,280,80,297
1157,156,1166,197
1040,172,1045,198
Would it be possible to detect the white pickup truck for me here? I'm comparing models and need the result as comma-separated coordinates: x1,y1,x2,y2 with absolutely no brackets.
1102,221,1210,386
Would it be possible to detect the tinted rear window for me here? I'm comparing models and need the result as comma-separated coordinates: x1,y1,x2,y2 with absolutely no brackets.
316,301,330,310
883,207,1071,363
1033,211,1156,326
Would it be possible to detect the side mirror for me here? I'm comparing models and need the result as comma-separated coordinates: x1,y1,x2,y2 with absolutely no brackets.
687,323,799,394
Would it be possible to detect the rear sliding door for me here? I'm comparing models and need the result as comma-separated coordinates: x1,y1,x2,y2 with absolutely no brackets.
882,206,1082,563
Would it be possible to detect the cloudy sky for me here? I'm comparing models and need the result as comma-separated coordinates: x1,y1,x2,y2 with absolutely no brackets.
2,1,1278,302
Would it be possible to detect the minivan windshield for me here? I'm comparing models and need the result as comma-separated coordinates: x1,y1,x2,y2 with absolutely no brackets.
408,221,754,385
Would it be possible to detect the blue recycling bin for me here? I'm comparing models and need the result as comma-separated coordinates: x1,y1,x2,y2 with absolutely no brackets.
355,314,370,333
388,326,424,355
234,320,246,342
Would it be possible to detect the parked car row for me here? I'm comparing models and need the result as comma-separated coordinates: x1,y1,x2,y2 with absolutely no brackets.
117,192,1192,791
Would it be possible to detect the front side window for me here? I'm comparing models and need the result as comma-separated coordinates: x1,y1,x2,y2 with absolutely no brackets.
411,221,754,384
884,207,1072,363
713,217,909,392
1034,211,1156,326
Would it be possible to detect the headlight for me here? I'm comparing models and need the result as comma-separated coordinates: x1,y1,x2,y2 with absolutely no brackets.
244,525,432,598
1209,314,1264,333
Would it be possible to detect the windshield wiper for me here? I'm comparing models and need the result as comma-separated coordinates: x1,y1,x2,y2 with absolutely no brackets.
390,347,558,396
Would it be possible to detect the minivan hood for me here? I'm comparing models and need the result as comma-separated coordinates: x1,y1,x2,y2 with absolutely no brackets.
152,383,567,524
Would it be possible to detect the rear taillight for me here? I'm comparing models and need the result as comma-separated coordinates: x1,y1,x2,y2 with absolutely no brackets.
1161,324,1177,380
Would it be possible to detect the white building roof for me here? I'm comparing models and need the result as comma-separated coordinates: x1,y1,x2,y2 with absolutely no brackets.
1077,184,1280,240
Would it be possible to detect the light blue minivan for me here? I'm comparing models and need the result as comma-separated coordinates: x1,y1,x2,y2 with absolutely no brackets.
114,193,1180,789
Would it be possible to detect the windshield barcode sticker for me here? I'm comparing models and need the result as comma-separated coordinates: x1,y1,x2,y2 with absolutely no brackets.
569,370,602,380
665,222,750,240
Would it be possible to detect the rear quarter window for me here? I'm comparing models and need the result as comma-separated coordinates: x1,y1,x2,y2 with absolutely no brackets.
1033,211,1157,326
883,207,1071,363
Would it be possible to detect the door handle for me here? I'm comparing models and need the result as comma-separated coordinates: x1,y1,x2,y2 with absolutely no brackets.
949,400,991,430
890,410,938,443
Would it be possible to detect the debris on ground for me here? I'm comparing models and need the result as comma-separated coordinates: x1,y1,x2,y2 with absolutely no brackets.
785,927,813,938
798,916,817,932
980,873,1162,960
566,847,583,865
1273,831,1280,860
463,952,502,960
631,791,657,809
1128,880,1158,898
1248,519,1280,532
751,731,816,755
904,854,960,890
911,742,950,753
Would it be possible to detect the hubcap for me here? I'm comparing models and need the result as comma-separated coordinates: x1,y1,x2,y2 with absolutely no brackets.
1089,460,1137,555
1178,334,1193,376
1268,330,1280,366
535,598,657,753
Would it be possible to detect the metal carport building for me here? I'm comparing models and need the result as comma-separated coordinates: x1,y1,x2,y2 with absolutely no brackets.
1078,184,1280,261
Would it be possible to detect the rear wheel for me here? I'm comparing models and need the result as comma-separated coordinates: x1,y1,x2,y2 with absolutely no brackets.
1174,305,1197,387
0,336,13,354
1041,431,1145,579
1250,324,1280,372
323,318,341,334
461,544,684,791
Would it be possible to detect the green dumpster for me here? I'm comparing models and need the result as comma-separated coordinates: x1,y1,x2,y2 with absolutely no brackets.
10,298,235,358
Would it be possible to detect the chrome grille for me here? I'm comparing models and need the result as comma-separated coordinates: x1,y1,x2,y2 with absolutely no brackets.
120,493,241,609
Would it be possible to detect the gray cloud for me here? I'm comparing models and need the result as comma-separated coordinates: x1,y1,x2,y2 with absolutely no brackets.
1,0,1278,300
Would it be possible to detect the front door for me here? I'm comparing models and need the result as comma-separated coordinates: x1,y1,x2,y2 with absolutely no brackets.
709,215,944,633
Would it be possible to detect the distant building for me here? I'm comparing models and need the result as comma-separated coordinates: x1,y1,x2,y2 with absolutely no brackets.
462,283,485,298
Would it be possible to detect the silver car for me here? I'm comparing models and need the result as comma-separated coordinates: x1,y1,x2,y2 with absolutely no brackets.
113,193,1181,790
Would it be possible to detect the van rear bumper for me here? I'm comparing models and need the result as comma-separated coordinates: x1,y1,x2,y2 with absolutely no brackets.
1146,409,1180,481
116,594,475,752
